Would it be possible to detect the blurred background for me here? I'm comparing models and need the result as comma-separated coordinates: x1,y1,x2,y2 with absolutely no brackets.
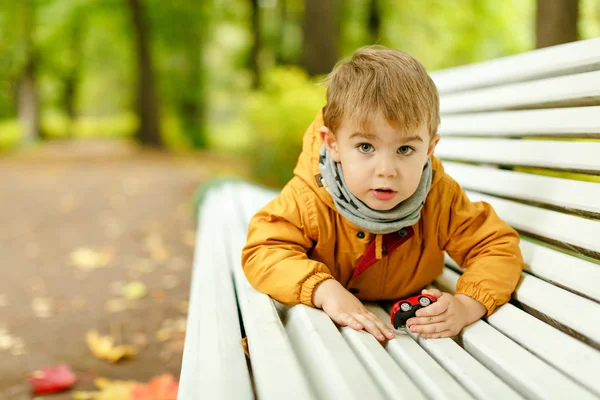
2,0,599,185
0,0,598,398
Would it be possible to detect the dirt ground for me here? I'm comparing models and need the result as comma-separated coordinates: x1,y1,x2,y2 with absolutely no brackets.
0,140,248,399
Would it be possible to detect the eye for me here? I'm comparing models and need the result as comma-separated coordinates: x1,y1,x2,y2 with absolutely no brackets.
398,146,414,155
358,143,374,153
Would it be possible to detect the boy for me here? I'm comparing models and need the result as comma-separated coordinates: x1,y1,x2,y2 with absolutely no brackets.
242,46,524,342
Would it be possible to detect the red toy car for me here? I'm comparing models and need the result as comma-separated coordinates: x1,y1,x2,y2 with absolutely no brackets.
390,294,437,329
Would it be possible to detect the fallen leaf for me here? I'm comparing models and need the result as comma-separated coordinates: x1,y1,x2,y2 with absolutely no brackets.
27,364,76,395
122,281,148,300
241,337,249,358
144,234,170,262
130,374,178,400
31,297,53,318
11,337,26,355
73,377,136,400
70,247,113,271
86,331,137,363
155,329,170,342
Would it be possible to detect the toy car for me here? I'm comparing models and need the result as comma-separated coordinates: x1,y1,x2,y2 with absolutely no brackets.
390,294,437,329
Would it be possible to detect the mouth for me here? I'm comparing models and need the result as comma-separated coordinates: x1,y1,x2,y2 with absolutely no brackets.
371,188,398,201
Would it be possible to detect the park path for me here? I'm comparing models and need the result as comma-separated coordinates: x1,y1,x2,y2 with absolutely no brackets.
0,140,247,399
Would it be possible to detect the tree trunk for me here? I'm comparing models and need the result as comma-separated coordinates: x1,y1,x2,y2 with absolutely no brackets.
536,0,579,49
368,0,381,44
18,0,40,145
249,0,261,88
64,11,83,137
18,60,39,145
301,0,339,76
127,0,163,147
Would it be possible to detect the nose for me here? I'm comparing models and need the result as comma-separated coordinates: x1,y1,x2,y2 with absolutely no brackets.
375,155,398,178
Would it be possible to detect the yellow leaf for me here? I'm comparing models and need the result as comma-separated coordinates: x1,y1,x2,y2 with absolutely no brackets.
70,248,113,270
73,378,137,400
122,281,148,300
85,330,137,363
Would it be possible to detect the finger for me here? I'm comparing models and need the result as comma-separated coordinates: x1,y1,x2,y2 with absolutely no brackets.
416,293,451,317
353,313,387,341
366,311,395,339
422,288,442,298
335,313,363,330
421,330,453,339
409,322,448,335
406,312,447,327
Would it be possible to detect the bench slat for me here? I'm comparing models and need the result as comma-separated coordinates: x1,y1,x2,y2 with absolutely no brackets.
443,162,600,215
431,37,600,93
519,239,600,303
439,107,600,137
375,304,523,400
439,70,600,113
368,307,476,400
458,318,597,399
276,304,387,399
436,138,600,172
464,191,600,255
437,267,600,396
339,326,427,400
179,187,254,400
222,184,316,400
514,273,600,347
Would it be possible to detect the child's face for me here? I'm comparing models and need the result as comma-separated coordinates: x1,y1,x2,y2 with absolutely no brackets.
320,115,440,211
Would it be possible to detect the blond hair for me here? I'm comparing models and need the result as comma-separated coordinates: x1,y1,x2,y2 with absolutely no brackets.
322,45,440,138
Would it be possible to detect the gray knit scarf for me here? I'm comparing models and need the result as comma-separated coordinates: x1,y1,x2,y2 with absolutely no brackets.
318,144,432,234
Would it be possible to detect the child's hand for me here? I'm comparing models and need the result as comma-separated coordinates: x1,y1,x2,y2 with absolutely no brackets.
405,288,487,339
313,279,396,342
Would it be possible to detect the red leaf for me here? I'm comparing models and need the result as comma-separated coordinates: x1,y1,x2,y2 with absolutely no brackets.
131,374,178,400
27,364,76,394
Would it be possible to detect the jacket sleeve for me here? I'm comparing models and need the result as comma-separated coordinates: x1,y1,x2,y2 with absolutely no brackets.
437,176,524,316
241,178,334,306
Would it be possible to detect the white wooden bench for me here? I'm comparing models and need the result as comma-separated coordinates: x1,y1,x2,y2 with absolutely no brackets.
178,38,600,400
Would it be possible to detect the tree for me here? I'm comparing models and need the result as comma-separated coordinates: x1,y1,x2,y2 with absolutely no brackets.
536,0,579,49
368,0,381,44
249,0,262,88
301,0,339,76
17,0,40,145
127,0,163,147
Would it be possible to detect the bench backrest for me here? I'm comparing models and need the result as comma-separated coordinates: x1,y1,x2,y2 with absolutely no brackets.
430,37,600,348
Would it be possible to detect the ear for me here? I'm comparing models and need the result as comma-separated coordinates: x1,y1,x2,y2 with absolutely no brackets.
427,134,441,157
319,126,341,162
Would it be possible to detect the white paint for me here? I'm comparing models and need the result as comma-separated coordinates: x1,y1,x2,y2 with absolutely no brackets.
371,305,522,400
465,191,600,254
437,267,600,396
439,70,600,113
178,187,253,400
435,138,600,172
222,184,315,400
443,162,600,215
431,37,600,93
439,106,600,136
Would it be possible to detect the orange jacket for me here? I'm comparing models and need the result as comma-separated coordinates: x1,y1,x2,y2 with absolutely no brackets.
242,111,524,315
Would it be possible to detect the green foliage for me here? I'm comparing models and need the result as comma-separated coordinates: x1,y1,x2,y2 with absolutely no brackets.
243,66,325,187
0,120,22,150
40,111,137,139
